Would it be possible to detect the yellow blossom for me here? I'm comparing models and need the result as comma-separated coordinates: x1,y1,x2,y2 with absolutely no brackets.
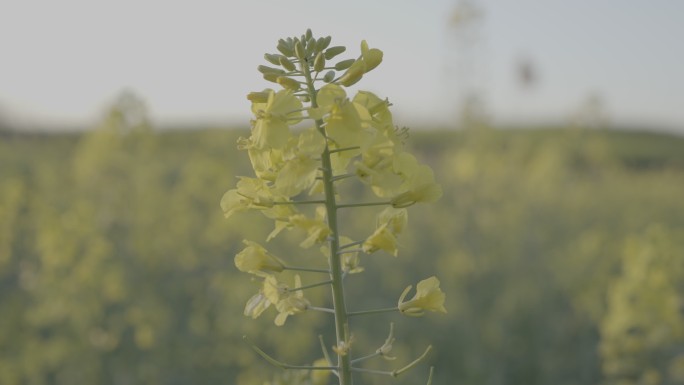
311,358,332,385
362,223,398,256
243,291,272,319
220,177,280,219
290,206,331,248
398,276,447,316
377,207,408,235
250,89,303,149
234,240,285,276
273,275,310,326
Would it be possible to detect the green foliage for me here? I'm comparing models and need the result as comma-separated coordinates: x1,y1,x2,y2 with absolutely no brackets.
1,94,684,384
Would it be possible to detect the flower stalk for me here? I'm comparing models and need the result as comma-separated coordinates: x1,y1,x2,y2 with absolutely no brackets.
223,30,446,385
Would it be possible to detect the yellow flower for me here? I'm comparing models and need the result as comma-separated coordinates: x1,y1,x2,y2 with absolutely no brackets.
243,291,272,319
273,275,310,326
234,240,285,276
220,177,280,219
290,206,331,248
321,236,364,274
398,276,447,316
250,89,303,149
377,207,408,235
389,153,443,207
362,223,398,256
310,358,332,385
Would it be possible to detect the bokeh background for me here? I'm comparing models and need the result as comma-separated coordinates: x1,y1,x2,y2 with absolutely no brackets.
1,1,684,385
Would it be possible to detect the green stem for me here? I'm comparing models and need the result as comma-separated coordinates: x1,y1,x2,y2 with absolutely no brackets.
337,201,391,209
301,53,353,385
308,306,336,314
329,146,361,154
331,173,356,182
347,307,399,317
273,200,326,206
340,240,364,249
288,280,333,292
283,266,330,274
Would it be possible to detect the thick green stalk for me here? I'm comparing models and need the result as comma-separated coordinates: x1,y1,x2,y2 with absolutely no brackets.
300,61,353,385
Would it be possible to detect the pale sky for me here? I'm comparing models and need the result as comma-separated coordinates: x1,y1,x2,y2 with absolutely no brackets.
1,0,683,132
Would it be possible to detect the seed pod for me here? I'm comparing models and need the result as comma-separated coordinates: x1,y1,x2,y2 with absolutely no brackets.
277,39,293,57
317,36,332,51
279,56,297,72
334,59,356,71
313,52,325,72
324,46,346,60
258,65,285,75
322,70,336,83
264,53,284,66
277,76,300,91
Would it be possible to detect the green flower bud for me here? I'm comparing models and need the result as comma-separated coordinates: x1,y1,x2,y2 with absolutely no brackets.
324,46,346,60
277,39,293,57
307,37,317,54
322,70,336,83
313,52,325,72
263,73,279,83
362,48,383,73
279,56,296,72
264,53,283,66
258,65,285,75
246,91,270,103
334,59,356,71
277,76,300,91
294,40,305,60
317,36,331,51
337,60,365,87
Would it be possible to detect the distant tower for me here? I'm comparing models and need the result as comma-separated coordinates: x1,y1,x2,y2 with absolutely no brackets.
447,0,486,128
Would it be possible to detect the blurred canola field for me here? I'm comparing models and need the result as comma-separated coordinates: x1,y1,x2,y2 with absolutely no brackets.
1,97,684,385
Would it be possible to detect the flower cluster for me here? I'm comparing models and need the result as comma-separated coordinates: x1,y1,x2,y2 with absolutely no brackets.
222,30,445,385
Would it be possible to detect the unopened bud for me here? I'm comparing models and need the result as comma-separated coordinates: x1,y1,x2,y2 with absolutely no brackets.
305,28,313,41
258,65,285,75
322,70,335,83
294,40,305,59
324,46,346,60
264,53,283,66
279,56,297,72
334,59,356,71
277,76,300,91
277,39,293,57
317,36,331,51
337,61,365,87
313,52,325,72
263,73,279,83
307,37,317,54
362,48,383,73
246,91,270,103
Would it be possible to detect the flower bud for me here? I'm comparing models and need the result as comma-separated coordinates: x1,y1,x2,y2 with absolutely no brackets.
322,70,336,83
294,39,305,60
277,39,293,57
246,91,270,103
337,60,365,87
334,59,356,71
324,46,346,60
264,53,283,66
279,56,297,72
276,76,300,91
258,65,285,75
362,48,383,73
307,36,317,53
262,73,279,83
313,52,325,72
317,36,331,51
305,28,313,41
